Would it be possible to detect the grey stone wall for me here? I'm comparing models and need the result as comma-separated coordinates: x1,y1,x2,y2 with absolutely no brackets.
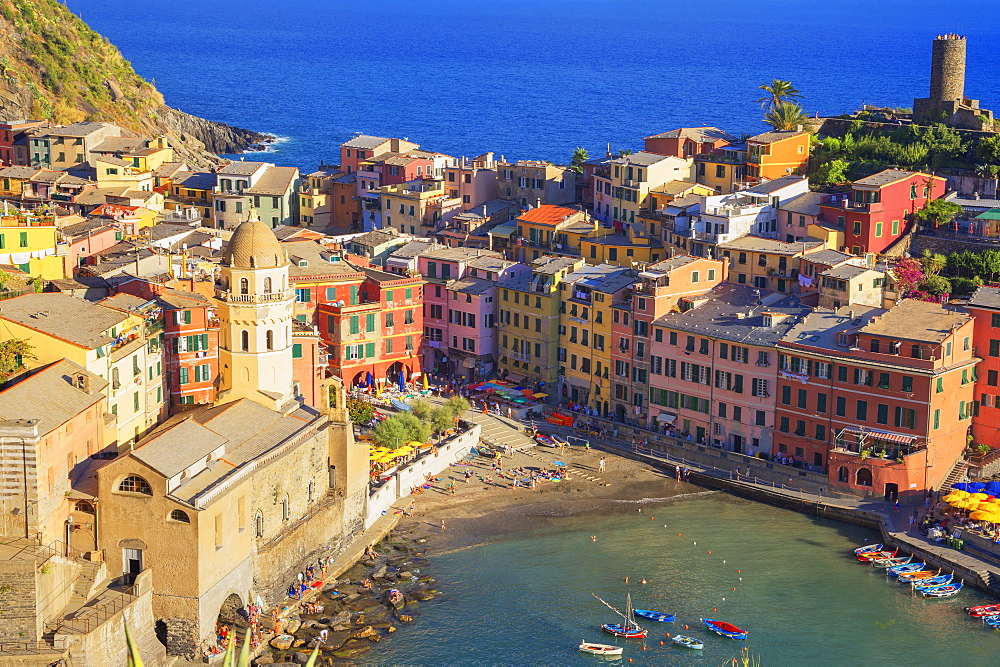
0,560,36,641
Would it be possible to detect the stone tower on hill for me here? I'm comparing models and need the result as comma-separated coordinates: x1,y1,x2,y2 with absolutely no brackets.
913,34,994,130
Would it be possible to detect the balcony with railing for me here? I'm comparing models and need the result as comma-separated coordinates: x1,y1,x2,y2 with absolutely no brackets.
831,427,925,461
215,288,294,304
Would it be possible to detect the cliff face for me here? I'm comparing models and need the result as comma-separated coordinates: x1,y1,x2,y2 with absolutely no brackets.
0,0,268,168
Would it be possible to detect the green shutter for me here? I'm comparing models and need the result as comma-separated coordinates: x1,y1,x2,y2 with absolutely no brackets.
350,315,359,334
365,342,375,358
349,285,359,305
179,367,189,384
405,288,412,299
386,290,394,302
366,313,375,332
326,287,337,301
201,333,209,350
185,310,192,324
292,343,303,358
386,338,393,353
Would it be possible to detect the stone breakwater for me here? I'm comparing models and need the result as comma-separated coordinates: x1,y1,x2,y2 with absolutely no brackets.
257,524,439,664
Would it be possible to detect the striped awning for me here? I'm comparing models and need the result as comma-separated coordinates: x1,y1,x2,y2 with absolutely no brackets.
840,426,915,445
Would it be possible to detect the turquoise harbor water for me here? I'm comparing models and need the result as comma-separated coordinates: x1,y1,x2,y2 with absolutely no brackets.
367,494,999,665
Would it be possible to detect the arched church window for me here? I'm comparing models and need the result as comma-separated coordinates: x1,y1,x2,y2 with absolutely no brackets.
263,277,272,294
240,277,249,295
241,330,249,352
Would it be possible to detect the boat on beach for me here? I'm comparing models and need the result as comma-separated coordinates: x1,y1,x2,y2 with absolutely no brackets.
633,609,675,622
701,618,748,640
593,593,648,639
579,641,623,656
671,634,704,649
535,435,556,446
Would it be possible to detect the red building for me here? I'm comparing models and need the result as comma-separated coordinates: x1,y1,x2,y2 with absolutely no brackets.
643,127,737,159
818,169,946,255
318,266,424,388
110,279,220,409
967,287,1000,449
774,300,976,499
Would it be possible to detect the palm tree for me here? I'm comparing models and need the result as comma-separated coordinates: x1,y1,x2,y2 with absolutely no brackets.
764,102,809,131
569,147,589,173
757,79,803,111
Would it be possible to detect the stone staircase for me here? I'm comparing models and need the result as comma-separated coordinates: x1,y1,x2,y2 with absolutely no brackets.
941,458,969,491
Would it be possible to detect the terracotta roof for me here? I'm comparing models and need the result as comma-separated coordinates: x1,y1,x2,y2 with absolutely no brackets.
516,205,580,226
645,127,737,142
853,169,922,188
0,292,126,348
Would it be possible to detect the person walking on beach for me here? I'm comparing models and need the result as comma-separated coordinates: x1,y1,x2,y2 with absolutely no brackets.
598,457,606,473
448,480,456,496
440,519,446,531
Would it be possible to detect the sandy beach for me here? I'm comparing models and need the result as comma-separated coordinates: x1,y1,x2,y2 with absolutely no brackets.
394,444,708,549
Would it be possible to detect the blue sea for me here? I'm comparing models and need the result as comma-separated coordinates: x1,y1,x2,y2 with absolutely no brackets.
69,0,1000,172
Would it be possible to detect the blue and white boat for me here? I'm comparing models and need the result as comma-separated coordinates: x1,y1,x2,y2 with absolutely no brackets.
887,562,926,577
911,574,952,590
633,609,675,623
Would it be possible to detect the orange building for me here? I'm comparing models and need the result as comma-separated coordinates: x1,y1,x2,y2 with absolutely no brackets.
967,286,1000,449
775,300,976,500
745,130,810,181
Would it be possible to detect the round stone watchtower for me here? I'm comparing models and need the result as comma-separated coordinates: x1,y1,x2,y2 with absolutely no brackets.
929,33,966,103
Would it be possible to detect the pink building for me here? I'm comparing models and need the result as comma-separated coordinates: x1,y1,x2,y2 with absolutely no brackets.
648,283,809,453
419,248,528,379
60,218,122,272
609,255,728,424
777,191,825,243
443,154,499,211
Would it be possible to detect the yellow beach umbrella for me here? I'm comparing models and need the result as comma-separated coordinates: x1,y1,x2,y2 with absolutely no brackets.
953,490,971,498
375,454,396,464
970,510,992,520
942,493,961,503
404,441,425,449
972,492,990,501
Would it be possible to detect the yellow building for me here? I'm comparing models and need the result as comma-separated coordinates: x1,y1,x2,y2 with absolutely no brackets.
602,153,694,225
0,213,65,279
718,236,827,294
497,255,583,388
510,205,597,263
96,155,155,192
0,292,166,449
0,165,41,198
580,226,664,269
298,169,336,228
558,263,636,411
380,179,461,236
694,151,748,194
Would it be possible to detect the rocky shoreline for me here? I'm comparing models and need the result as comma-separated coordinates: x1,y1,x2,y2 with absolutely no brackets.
256,524,441,664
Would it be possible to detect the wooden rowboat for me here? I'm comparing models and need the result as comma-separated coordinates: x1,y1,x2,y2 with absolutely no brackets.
857,549,897,562
921,582,963,598
855,543,883,554
671,635,704,649
897,569,940,583
911,574,952,590
602,623,646,638
966,604,1000,617
535,435,556,446
701,618,748,640
633,609,675,622
579,641,623,656
871,555,911,568
887,562,926,576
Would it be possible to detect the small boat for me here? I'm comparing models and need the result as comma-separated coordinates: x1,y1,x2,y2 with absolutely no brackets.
871,555,911,569
981,615,1000,628
594,593,647,639
966,604,1000,617
579,641,623,656
897,569,940,583
911,574,953,590
887,562,927,576
857,549,897,562
922,582,963,598
633,609,675,623
701,618,748,640
855,543,883,554
672,635,704,649
535,435,556,446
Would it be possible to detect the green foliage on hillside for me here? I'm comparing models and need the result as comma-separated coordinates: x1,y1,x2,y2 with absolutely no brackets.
0,0,165,131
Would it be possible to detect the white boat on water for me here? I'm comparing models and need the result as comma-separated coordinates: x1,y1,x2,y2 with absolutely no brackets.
579,641,623,656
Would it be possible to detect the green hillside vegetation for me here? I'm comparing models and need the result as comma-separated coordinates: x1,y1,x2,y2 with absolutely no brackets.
809,120,1000,187
0,0,168,132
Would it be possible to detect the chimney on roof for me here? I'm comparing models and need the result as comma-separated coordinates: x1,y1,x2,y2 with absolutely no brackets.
72,372,93,394
535,198,541,208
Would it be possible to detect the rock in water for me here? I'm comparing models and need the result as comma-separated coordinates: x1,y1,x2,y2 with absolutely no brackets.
351,626,378,640
332,644,372,659
398,615,414,623
269,634,295,651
